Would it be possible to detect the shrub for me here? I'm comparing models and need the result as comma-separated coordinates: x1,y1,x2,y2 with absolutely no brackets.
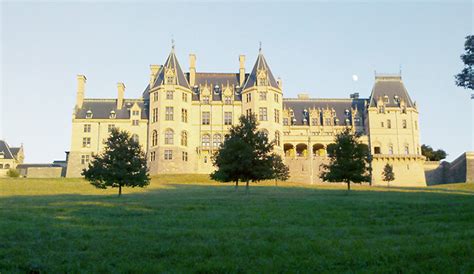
7,168,20,178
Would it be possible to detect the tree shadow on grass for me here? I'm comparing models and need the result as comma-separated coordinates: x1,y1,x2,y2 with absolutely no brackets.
1,183,474,273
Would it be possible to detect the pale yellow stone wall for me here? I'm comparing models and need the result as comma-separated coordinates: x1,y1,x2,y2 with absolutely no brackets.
0,158,17,177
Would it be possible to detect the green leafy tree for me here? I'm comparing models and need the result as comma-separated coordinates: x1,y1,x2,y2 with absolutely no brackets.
421,144,447,161
455,35,474,92
320,128,371,190
382,163,395,187
211,115,289,192
82,128,150,196
6,168,20,178
270,154,290,186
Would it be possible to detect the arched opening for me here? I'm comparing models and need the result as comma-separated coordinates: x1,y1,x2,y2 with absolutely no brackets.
213,134,222,148
164,129,174,145
284,143,294,157
5,164,10,169
313,143,325,156
152,130,158,147
296,143,308,157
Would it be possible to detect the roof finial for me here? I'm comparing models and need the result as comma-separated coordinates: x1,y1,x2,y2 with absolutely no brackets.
171,36,175,51
399,64,402,75
259,41,262,53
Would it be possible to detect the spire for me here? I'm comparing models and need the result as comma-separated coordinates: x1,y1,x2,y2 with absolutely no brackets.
151,47,190,89
242,49,279,90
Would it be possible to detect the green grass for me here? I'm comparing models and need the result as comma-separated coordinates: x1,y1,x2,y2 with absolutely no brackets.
1,176,473,273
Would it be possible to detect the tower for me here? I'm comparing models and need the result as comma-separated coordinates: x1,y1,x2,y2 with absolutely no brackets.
241,48,284,152
147,46,193,174
367,74,425,186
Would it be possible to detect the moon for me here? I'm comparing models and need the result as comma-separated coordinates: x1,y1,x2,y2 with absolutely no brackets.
352,75,358,81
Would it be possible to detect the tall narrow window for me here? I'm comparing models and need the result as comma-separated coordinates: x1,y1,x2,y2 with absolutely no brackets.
83,124,91,133
82,137,91,148
181,109,188,123
165,107,174,121
182,151,188,161
387,119,391,129
259,107,268,121
108,124,115,133
274,109,280,123
165,129,174,144
153,92,158,102
181,131,188,147
182,92,188,102
202,112,210,125
402,119,407,129
132,134,139,144
259,92,267,100
166,91,174,100
132,120,139,126
81,154,90,165
283,118,289,126
274,93,279,102
152,130,158,146
404,145,409,155
275,131,281,146
213,134,222,148
224,112,232,125
152,108,158,123
388,145,393,155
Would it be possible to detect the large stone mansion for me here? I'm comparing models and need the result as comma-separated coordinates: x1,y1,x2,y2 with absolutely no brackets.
66,46,426,186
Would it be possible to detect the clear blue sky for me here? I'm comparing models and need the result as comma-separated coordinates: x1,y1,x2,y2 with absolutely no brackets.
1,1,473,162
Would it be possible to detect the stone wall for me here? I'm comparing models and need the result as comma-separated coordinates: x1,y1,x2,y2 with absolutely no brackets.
26,167,63,178
423,152,474,184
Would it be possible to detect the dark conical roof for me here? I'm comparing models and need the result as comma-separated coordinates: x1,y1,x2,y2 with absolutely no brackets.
243,52,279,90
368,75,414,108
151,49,189,89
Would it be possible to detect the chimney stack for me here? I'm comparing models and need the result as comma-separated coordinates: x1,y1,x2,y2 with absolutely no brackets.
117,82,125,110
150,64,161,88
76,75,87,108
189,54,196,87
277,77,283,90
239,55,245,86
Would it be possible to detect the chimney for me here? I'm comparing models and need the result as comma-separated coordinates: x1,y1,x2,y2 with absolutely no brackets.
189,54,196,86
239,55,245,86
117,82,125,110
150,64,161,88
76,75,86,108
277,77,283,90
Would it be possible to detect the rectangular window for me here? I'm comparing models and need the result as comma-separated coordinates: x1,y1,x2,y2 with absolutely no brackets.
150,151,156,161
182,151,188,162
246,109,252,118
259,92,267,100
82,137,91,148
224,112,232,125
325,118,331,126
152,108,158,123
153,92,158,102
311,118,318,126
83,124,91,133
165,107,174,121
246,93,252,102
182,92,188,102
166,91,174,100
202,96,210,104
224,96,232,104
283,118,289,126
164,150,173,160
374,147,381,154
402,119,407,129
181,109,188,123
202,111,210,125
274,93,279,102
387,119,391,129
274,109,280,123
132,120,139,126
381,121,384,128
108,124,115,133
259,107,267,121
132,110,139,116
81,154,90,165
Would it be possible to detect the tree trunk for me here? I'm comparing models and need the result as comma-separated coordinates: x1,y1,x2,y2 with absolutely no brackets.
347,181,351,191
246,181,249,194
118,185,122,197
235,180,239,191
275,179,278,187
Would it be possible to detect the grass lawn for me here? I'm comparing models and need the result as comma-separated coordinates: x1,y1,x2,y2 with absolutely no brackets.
1,175,473,273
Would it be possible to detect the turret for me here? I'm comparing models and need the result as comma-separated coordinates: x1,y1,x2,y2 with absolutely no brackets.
76,75,86,108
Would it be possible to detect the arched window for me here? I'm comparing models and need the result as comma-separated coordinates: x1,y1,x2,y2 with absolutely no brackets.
388,144,394,155
165,129,174,145
152,130,158,146
132,134,139,144
213,134,222,148
261,129,269,138
202,134,210,147
275,131,281,146
0,164,3,169
5,164,10,169
404,145,409,155
181,131,188,147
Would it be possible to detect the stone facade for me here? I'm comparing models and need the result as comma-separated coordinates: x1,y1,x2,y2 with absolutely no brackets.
0,140,24,177
424,152,474,184
66,46,428,186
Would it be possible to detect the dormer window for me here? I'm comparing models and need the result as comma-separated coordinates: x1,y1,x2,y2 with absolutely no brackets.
345,109,350,116
213,85,221,95
384,95,389,104
224,96,232,104
345,118,350,125
109,110,116,119
166,76,174,85
86,110,93,119
193,85,200,94
202,96,210,104
234,85,242,95
378,106,385,113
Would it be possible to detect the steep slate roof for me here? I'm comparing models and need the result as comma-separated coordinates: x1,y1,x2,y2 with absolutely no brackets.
192,72,241,87
10,147,21,157
75,99,149,119
369,75,414,108
243,52,279,90
0,140,15,159
151,49,189,89
283,98,368,126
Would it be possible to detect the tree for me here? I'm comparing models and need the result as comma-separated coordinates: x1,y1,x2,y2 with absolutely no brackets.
455,35,474,92
211,115,289,192
6,168,20,178
382,163,395,187
320,128,371,190
82,128,150,197
421,144,447,161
